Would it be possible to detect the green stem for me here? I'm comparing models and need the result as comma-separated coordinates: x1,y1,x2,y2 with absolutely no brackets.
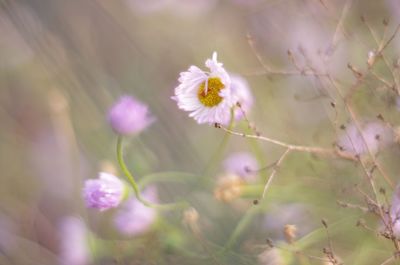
203,109,235,177
138,172,197,189
222,205,261,252
116,135,188,211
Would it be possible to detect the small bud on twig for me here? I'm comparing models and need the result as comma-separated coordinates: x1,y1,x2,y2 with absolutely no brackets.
383,18,389,26
322,219,328,228
367,50,376,68
356,218,366,227
347,63,363,78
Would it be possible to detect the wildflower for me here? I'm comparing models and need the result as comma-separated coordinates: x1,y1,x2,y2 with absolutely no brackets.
59,217,90,265
83,172,125,211
108,96,155,136
223,152,259,182
337,122,393,155
214,173,244,202
230,74,254,121
172,52,235,125
113,186,157,236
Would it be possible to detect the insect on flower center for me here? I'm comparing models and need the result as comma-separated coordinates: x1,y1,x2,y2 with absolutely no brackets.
197,77,225,107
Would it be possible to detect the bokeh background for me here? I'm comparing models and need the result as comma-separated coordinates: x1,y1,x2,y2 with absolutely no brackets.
2,0,400,264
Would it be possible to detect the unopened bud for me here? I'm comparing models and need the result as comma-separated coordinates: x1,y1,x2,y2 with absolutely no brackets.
347,63,363,78
367,50,376,67
284,224,297,244
182,207,200,235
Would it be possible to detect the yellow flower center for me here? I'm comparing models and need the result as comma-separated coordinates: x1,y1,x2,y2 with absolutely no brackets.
197,77,224,107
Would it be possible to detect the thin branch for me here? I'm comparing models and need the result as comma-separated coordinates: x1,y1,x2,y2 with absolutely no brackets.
262,148,291,198
327,76,395,188
216,124,356,160
380,255,395,265
246,33,328,78
379,23,400,53
331,0,353,51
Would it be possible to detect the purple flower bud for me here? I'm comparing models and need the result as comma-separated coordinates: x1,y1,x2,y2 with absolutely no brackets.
83,172,125,211
223,152,259,182
59,217,90,265
107,96,155,136
113,186,158,236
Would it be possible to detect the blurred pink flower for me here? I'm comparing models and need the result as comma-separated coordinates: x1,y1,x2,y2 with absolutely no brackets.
230,74,254,121
83,172,125,211
337,122,393,155
223,152,259,182
113,186,158,236
108,96,155,136
59,217,90,265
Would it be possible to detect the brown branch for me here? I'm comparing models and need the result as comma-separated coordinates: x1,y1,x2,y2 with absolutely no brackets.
262,148,291,199
216,124,356,161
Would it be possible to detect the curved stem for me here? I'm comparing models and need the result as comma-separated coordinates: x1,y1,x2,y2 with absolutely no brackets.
116,136,141,200
116,135,188,210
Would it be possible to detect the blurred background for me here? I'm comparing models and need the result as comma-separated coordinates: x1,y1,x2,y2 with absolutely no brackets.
2,0,400,264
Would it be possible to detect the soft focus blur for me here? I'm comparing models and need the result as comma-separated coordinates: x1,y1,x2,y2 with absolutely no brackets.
2,1,400,264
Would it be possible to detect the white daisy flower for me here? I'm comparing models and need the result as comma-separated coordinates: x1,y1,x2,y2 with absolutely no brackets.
173,52,235,125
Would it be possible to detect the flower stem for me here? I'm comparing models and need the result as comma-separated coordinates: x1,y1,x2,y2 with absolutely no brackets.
203,109,235,177
221,205,261,252
116,135,188,210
